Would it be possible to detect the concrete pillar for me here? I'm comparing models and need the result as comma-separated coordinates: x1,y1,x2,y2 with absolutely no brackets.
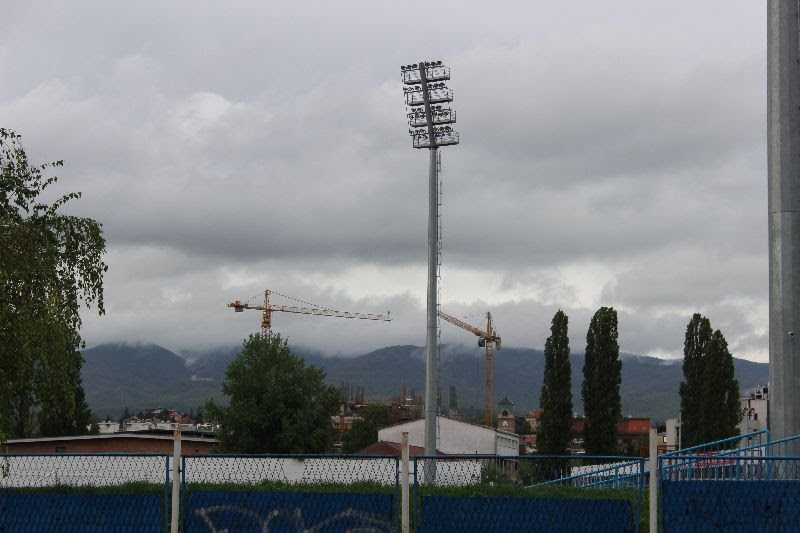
768,0,800,445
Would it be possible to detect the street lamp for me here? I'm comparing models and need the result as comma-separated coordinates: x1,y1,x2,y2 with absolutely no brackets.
401,61,459,458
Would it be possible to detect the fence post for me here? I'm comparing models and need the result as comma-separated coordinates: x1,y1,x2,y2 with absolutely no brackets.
401,431,410,533
171,428,181,533
649,427,657,533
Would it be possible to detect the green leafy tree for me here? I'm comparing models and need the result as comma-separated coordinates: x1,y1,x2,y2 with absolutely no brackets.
680,315,740,447
538,310,572,456
582,307,622,455
341,405,393,454
39,360,93,437
206,334,340,453
0,128,106,438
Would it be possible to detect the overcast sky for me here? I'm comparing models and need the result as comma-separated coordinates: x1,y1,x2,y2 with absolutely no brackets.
1,1,768,361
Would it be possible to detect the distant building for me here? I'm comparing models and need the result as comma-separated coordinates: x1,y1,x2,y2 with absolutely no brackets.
391,385,424,423
520,434,537,454
357,440,439,457
740,384,769,434
615,417,651,453
525,409,544,433
566,416,651,454
662,418,680,452
375,416,519,456
5,433,217,454
96,421,117,434
497,397,515,432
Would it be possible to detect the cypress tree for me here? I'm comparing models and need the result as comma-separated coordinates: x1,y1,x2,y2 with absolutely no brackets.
679,315,740,447
538,310,572,456
582,307,622,456
700,329,740,444
679,314,712,448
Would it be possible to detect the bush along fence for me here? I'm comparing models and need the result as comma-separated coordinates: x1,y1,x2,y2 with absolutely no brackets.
2,428,800,532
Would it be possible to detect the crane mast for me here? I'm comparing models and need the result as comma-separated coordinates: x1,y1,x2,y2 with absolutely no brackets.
229,289,391,337
437,310,501,427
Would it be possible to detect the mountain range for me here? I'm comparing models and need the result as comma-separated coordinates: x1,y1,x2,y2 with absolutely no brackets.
81,343,769,423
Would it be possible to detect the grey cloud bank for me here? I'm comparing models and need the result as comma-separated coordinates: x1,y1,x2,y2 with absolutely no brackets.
1,1,768,360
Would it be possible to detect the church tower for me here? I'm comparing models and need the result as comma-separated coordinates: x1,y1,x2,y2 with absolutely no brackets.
497,396,515,431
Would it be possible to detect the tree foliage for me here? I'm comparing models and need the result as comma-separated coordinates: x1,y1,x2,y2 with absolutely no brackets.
206,334,340,454
679,314,711,448
0,128,106,439
341,405,393,454
581,307,622,455
679,314,740,448
538,310,572,456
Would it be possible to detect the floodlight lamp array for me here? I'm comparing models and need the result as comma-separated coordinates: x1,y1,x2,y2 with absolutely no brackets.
407,106,456,128
400,60,459,149
411,128,459,149
401,61,450,85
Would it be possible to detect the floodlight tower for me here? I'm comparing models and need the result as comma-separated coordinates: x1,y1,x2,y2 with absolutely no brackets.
401,61,459,457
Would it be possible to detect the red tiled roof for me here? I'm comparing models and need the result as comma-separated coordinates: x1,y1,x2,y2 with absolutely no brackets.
357,441,445,456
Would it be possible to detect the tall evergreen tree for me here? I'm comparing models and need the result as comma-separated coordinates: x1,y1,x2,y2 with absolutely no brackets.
701,330,740,443
582,307,622,455
680,315,740,447
538,310,572,456
679,315,740,447
679,314,712,448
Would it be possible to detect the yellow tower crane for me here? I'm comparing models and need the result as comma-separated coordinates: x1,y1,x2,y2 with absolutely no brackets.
437,310,501,427
228,289,391,337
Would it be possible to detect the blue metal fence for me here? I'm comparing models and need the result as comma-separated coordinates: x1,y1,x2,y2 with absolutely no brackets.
0,453,170,531
658,432,800,530
659,456,800,531
5,443,800,532
181,454,399,532
412,455,645,532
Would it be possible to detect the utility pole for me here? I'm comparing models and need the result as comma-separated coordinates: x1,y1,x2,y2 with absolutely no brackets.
401,61,459,458
767,0,800,448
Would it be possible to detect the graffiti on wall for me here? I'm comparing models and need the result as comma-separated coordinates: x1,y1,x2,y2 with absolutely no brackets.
186,491,394,533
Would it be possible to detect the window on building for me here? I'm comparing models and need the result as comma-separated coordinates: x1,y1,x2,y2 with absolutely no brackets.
55,446,66,453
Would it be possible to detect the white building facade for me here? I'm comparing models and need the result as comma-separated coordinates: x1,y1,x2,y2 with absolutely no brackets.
377,416,519,456
740,384,769,434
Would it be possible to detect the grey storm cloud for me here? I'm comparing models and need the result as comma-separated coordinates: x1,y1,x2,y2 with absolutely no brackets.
1,1,769,360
